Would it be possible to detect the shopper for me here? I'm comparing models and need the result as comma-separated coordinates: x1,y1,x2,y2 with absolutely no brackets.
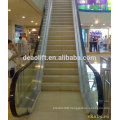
19,36,29,57
97,37,101,52
93,37,98,52
108,35,111,51
104,35,108,50
89,35,93,52
8,39,18,78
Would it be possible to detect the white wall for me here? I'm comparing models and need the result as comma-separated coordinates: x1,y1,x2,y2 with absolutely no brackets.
79,12,111,26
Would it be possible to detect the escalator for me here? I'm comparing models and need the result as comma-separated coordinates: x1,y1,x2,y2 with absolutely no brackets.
9,0,104,119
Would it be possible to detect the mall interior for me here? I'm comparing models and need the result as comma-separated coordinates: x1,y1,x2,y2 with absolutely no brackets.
8,0,111,120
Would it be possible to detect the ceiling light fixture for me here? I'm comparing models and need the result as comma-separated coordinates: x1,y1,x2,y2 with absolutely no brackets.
91,24,93,26
35,23,38,25
8,9,11,12
94,19,99,24
31,21,34,23
32,28,37,32
103,24,105,26
22,16,26,19
38,36,40,39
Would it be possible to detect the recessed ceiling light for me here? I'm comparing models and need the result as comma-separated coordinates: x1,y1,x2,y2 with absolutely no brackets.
35,23,38,25
8,9,11,12
94,19,99,24
22,16,26,19
32,28,37,32
103,24,105,26
31,21,34,23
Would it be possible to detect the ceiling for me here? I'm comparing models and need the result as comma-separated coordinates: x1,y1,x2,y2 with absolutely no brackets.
8,0,111,28
8,0,43,27
80,12,111,28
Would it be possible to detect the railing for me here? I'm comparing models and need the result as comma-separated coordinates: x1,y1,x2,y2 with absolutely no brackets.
9,0,53,117
9,55,31,73
36,0,53,85
100,57,111,118
72,0,104,115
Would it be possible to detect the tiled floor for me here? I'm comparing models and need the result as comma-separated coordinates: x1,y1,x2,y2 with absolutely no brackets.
9,91,89,120
86,46,111,53
87,53,111,63
29,91,89,120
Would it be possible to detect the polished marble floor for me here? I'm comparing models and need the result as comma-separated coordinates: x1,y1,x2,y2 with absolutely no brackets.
9,91,89,120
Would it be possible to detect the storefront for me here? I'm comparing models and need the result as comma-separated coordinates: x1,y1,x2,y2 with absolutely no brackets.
14,25,24,43
82,27,111,52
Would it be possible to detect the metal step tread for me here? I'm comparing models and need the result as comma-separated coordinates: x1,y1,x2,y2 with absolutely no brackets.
49,21,73,23
43,75,79,77
41,82,79,86
47,35,75,37
45,61,77,63
44,68,78,70
40,40,75,43
48,26,74,28
50,16,73,17
43,25,74,27
45,50,76,51
48,31,74,33
50,18,73,20
45,45,76,47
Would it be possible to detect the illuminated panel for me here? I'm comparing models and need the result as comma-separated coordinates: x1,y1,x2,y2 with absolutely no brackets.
77,0,111,12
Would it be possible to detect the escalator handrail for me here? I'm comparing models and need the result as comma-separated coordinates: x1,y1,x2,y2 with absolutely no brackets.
9,0,47,117
75,0,104,115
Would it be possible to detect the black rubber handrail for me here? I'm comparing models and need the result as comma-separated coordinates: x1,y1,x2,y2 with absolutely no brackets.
9,0,47,117
75,0,104,115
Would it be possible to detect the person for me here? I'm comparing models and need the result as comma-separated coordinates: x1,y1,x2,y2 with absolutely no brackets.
93,37,98,52
104,35,108,50
8,39,18,78
19,36,29,57
89,35,93,52
108,35,111,51
97,37,101,52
